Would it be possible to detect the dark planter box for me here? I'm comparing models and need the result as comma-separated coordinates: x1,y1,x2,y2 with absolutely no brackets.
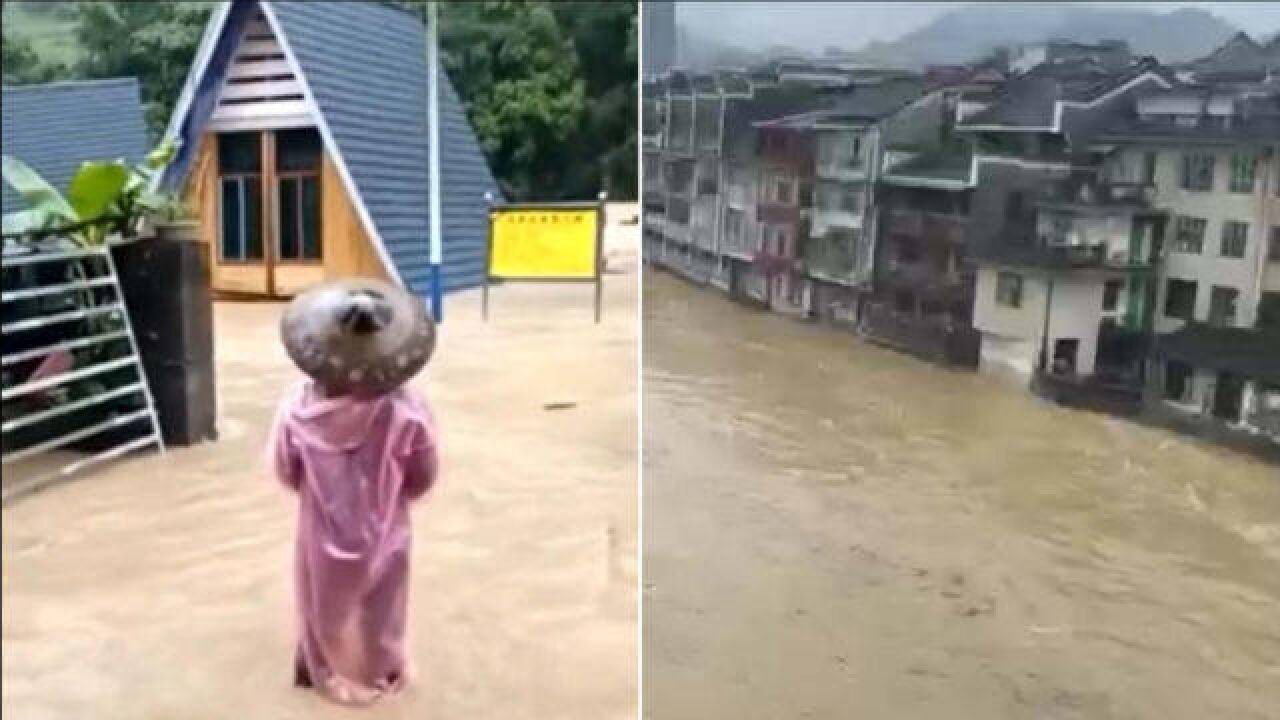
111,227,218,446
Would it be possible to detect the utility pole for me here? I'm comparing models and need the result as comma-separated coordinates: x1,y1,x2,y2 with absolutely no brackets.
427,0,444,322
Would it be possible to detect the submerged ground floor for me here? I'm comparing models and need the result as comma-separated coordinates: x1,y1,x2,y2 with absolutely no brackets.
645,233,1279,453
643,269,1280,720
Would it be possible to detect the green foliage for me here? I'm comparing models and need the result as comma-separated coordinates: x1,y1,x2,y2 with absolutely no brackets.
2,138,180,245
9,1,635,202
2,24,68,84
72,2,213,140
396,0,635,201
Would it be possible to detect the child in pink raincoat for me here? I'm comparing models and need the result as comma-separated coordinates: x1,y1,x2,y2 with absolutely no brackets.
270,278,439,705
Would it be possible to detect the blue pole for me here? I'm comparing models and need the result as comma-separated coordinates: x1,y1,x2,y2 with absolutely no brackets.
427,1,443,322
430,264,443,321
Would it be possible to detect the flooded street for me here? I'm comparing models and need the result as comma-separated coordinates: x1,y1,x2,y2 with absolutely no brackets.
643,271,1280,720
2,241,637,720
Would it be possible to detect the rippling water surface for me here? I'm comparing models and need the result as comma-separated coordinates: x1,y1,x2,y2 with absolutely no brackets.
642,270,1280,720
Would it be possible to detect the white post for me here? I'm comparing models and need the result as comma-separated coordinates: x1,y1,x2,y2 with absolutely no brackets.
427,0,444,321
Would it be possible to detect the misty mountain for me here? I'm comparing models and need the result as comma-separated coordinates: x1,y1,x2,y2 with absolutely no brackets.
857,4,1238,68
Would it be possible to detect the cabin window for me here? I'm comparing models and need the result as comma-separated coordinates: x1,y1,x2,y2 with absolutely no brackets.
218,132,263,262
1219,220,1248,259
1228,154,1256,193
995,272,1022,308
276,128,323,262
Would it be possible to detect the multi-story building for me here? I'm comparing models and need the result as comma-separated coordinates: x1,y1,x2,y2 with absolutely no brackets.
961,59,1174,383
1098,83,1280,441
641,1,676,80
868,143,982,366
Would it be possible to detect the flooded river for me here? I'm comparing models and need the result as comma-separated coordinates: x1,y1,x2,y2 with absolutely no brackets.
642,271,1280,720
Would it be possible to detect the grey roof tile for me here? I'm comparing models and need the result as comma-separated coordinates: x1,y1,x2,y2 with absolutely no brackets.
2,78,148,215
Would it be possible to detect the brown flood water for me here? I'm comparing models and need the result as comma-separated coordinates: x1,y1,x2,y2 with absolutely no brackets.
3,264,637,720
643,270,1280,720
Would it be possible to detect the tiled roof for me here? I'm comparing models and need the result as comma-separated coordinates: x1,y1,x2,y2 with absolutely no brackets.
163,0,501,296
1,78,148,215
271,0,501,295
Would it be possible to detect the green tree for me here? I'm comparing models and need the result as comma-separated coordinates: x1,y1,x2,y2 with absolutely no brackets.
2,26,65,84
434,1,587,200
550,1,637,199
73,1,212,140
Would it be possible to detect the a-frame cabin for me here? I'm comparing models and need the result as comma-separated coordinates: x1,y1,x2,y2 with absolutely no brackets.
161,0,501,299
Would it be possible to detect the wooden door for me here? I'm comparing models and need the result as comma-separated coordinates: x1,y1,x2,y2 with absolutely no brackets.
213,131,270,295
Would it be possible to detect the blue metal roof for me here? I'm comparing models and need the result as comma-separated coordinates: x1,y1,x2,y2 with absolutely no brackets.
269,0,502,295
1,78,149,215
163,0,502,296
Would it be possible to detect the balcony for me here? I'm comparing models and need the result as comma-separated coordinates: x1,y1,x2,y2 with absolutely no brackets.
1036,179,1157,211
803,235,862,284
885,209,967,244
757,203,800,225
1035,240,1156,271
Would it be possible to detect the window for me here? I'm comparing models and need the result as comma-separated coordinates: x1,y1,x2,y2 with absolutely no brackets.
1220,221,1248,258
996,272,1023,308
1208,285,1239,327
1270,226,1280,263
839,187,861,214
1004,191,1025,221
1163,278,1197,320
1229,154,1256,193
1141,151,1157,184
1179,152,1214,191
1103,279,1122,311
770,174,795,204
1164,360,1193,403
218,132,263,262
1172,216,1206,254
275,128,323,262
1047,215,1072,245
1260,292,1280,331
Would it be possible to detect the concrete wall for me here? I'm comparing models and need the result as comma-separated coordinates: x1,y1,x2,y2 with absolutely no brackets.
974,265,1107,376
1114,146,1269,332
974,265,1049,375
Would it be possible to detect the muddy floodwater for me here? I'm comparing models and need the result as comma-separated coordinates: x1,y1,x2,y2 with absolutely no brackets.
643,270,1280,720
2,252,637,720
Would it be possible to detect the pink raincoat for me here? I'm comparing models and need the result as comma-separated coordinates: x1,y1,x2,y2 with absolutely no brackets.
270,381,438,704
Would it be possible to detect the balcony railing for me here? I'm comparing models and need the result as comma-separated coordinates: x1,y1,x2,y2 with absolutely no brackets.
803,236,860,282
757,203,800,225
1038,180,1156,208
886,209,966,244
1035,240,1155,269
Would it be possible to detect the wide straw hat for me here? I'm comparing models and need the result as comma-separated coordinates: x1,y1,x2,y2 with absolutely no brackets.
280,278,436,396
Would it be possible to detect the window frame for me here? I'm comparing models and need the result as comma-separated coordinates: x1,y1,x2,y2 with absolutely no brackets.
995,271,1023,308
1179,152,1214,192
1172,215,1206,254
1219,220,1248,259
1228,153,1256,194
1163,277,1197,321
1164,360,1193,403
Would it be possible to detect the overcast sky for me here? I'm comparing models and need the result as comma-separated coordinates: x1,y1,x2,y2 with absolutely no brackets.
677,2,1280,51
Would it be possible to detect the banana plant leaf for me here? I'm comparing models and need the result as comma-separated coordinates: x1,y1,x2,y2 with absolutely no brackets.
2,155,76,233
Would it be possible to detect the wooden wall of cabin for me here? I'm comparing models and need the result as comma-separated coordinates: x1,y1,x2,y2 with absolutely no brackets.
184,131,390,299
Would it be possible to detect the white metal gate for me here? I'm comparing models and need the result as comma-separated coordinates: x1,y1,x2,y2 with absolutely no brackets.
1,240,164,503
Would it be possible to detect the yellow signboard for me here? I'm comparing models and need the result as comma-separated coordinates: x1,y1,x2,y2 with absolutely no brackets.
489,208,599,279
